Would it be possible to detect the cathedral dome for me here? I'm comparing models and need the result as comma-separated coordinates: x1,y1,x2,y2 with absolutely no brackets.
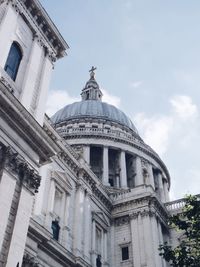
51,66,138,133
50,67,170,190
51,100,137,132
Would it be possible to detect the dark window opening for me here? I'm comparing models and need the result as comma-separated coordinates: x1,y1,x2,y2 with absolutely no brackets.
122,246,129,261
90,146,103,179
4,42,22,81
51,220,60,241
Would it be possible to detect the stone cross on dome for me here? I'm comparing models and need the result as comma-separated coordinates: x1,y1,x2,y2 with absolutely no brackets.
89,66,96,79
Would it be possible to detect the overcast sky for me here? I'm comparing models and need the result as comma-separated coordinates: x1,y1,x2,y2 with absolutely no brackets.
41,0,200,200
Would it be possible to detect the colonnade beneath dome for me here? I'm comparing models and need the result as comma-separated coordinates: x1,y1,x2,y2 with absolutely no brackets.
82,145,169,202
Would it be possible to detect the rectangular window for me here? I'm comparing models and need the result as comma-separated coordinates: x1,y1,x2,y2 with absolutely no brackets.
122,246,129,261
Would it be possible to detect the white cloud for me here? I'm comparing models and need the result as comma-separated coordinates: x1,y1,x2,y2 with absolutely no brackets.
170,95,198,120
101,89,121,107
134,94,200,199
129,80,143,88
134,113,173,156
46,90,80,117
46,89,121,117
134,95,199,156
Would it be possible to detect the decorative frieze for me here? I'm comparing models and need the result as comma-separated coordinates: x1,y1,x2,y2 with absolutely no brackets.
0,142,40,193
114,215,130,226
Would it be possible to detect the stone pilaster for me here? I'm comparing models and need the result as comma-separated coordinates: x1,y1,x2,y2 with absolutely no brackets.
151,215,162,267
104,232,108,263
73,185,85,257
158,221,166,267
143,213,155,267
83,193,91,262
0,142,40,267
91,219,97,266
130,213,141,267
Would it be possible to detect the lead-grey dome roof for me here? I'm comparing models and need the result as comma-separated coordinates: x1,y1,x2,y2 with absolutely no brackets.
51,100,138,133
51,68,138,133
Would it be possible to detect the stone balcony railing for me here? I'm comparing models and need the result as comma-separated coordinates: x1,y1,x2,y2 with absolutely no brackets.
165,194,200,214
57,126,144,146
56,125,171,185
109,184,155,204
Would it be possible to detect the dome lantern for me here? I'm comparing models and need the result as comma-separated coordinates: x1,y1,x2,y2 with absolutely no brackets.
81,66,103,101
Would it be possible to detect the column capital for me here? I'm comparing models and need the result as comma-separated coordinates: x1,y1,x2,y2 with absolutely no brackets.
1,142,40,194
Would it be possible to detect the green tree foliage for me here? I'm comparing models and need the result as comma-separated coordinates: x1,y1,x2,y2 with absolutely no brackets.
159,195,200,267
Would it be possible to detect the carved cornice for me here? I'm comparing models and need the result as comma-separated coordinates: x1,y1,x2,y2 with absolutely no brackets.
129,209,156,220
58,151,79,176
77,168,112,211
6,0,68,59
0,81,57,163
0,142,40,193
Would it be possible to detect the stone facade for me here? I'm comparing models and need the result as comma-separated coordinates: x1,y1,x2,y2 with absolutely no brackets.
0,1,187,267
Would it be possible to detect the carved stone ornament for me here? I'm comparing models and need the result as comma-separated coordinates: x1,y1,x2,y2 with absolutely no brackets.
22,253,40,267
0,142,41,193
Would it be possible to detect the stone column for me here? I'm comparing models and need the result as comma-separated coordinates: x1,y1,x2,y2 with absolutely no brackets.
116,174,120,188
102,146,109,185
120,150,127,188
163,180,169,202
135,157,143,186
60,192,67,245
147,164,155,189
83,145,90,164
62,194,70,247
157,172,165,202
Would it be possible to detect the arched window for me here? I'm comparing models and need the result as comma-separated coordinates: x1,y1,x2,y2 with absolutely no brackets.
4,42,22,81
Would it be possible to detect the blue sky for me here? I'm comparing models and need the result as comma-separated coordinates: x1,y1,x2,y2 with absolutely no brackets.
41,0,200,200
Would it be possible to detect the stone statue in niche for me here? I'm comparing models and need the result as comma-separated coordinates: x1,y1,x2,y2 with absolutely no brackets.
96,255,102,267
51,219,60,241
142,168,149,185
